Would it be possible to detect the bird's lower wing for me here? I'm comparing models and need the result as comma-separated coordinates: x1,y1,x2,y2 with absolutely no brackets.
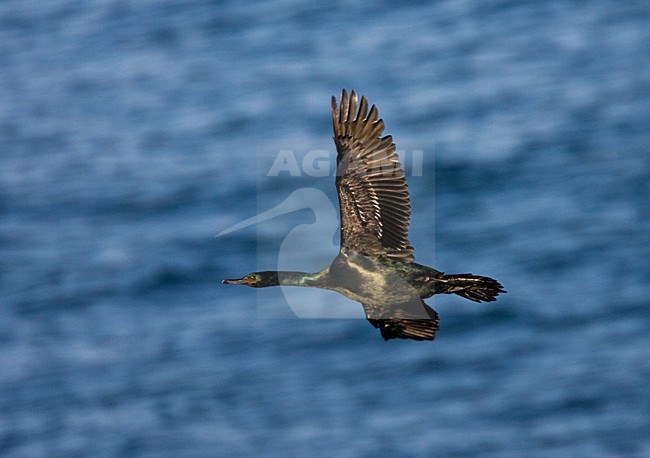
363,298,439,341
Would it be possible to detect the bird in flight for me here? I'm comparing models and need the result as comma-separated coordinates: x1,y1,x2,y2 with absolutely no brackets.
223,90,505,341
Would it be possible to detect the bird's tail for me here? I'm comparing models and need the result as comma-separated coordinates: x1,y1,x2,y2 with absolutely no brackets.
437,273,506,302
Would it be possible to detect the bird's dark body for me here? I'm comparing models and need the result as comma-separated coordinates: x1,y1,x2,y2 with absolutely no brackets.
223,90,506,341
327,251,440,304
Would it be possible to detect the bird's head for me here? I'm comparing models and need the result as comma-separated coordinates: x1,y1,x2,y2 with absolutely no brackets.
222,271,279,287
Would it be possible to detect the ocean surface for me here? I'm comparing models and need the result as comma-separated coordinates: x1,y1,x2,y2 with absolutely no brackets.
1,1,649,456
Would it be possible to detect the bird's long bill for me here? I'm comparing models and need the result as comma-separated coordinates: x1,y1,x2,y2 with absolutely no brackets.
222,278,246,285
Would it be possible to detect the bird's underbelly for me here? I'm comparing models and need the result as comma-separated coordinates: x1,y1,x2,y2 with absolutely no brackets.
327,254,417,305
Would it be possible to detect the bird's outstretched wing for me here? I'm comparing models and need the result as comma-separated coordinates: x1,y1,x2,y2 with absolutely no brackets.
363,298,439,341
332,89,414,264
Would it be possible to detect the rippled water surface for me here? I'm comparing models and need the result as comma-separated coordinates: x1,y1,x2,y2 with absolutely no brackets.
1,1,649,456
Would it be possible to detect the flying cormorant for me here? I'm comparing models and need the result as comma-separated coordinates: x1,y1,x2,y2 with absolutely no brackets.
223,90,505,341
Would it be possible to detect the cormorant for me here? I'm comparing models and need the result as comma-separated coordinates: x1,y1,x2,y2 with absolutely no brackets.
223,90,505,341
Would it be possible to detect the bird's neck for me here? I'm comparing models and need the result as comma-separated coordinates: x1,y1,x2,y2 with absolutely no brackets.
274,270,327,288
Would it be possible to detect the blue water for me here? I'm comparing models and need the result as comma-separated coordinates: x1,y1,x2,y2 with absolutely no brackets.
1,0,649,455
